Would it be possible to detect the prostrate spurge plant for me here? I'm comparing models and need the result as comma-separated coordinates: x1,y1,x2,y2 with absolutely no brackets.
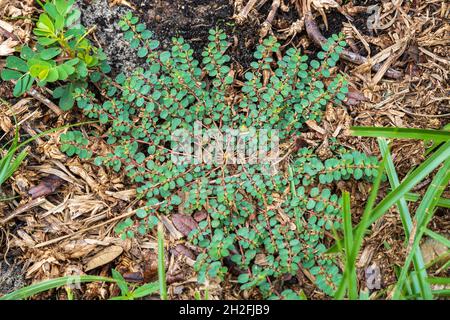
1,0,110,110
59,12,382,297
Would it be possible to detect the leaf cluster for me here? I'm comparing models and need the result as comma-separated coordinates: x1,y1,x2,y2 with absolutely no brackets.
59,13,381,297
1,0,109,110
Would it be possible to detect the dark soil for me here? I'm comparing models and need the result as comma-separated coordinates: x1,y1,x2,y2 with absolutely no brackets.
78,0,384,74
131,0,260,67
0,252,25,296
319,8,381,38
79,0,260,74
319,11,348,38
78,0,137,74
316,6,386,57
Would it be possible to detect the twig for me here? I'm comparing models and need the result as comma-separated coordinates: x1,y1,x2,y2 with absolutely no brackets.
34,201,164,248
0,197,46,225
10,80,62,116
398,107,450,118
235,0,259,24
304,13,403,79
260,0,281,37
0,25,20,42
27,87,62,116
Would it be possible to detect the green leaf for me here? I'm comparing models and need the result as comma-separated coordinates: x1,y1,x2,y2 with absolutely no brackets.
137,47,148,58
40,47,62,60
160,51,170,63
1,69,23,81
37,37,58,45
13,74,34,97
36,13,55,34
238,273,250,284
65,9,81,27
58,91,75,110
149,40,159,50
6,56,28,73
55,0,73,16
45,68,59,82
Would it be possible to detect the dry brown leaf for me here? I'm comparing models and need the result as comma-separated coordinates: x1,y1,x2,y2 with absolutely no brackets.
171,244,196,260
28,174,65,199
305,120,326,135
311,0,340,9
193,210,208,222
421,238,448,266
0,19,15,33
160,215,184,240
0,37,18,55
84,245,123,271
172,213,198,237
105,189,136,201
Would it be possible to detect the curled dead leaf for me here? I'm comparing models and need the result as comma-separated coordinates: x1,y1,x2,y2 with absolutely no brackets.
171,244,196,260
84,245,123,272
172,214,198,237
28,174,64,199
421,238,448,266
123,271,144,283
345,88,368,106
0,38,18,56
143,251,159,282
193,210,208,222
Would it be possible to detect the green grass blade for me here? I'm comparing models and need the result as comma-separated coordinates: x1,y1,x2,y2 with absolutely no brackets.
342,191,358,300
13,120,99,152
132,282,159,298
363,141,450,231
377,138,413,235
330,141,450,254
423,229,450,248
4,149,28,182
0,120,98,187
431,289,450,297
427,277,450,285
158,222,168,300
350,154,385,265
351,127,450,142
111,269,129,295
335,158,385,300
342,191,353,251
425,252,449,269
0,128,19,185
403,192,450,209
334,191,353,300
0,150,15,186
0,275,115,300
393,159,450,299
378,138,432,299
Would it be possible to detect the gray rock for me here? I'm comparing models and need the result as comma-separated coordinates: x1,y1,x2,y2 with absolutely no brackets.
77,0,142,75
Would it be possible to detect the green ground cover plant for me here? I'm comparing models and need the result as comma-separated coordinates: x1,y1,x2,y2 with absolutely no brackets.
2,7,448,301
54,12,385,298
